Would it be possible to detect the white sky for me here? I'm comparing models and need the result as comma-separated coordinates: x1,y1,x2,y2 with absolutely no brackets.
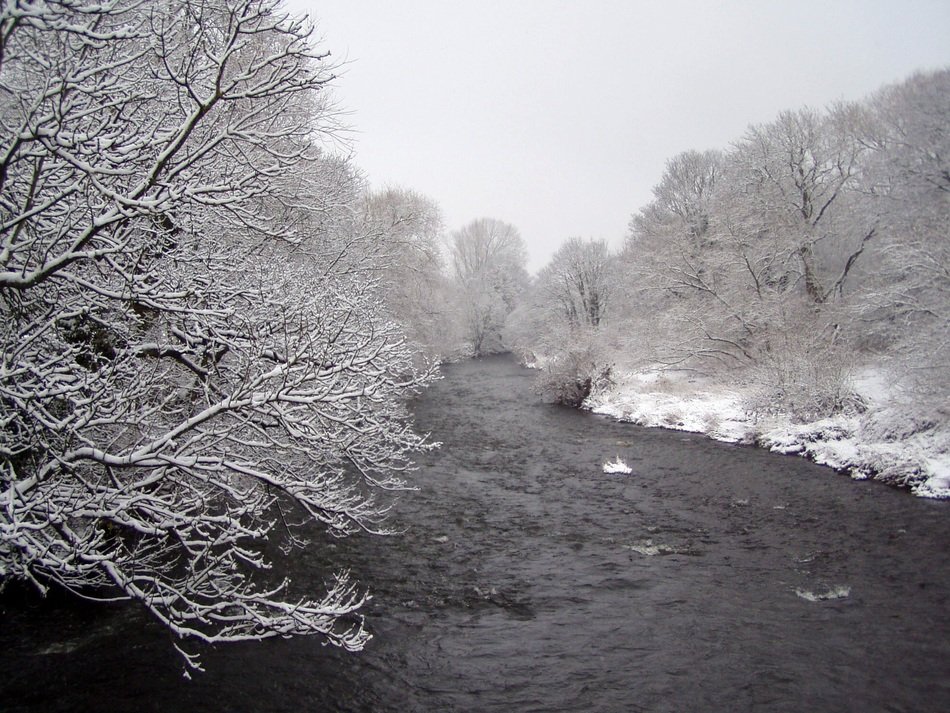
284,0,950,273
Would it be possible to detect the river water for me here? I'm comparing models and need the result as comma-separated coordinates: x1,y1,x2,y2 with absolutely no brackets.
2,355,948,712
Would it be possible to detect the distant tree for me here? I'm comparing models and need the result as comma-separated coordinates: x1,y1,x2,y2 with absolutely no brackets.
359,187,457,357
449,218,529,355
505,238,617,406
622,150,729,365
633,149,725,251
537,238,615,328
0,0,434,671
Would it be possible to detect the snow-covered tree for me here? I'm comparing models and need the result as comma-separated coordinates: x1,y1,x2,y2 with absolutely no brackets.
359,187,458,358
618,75,949,421
503,238,618,406
725,108,875,306
621,112,879,415
0,0,434,670
621,150,733,367
537,238,615,328
850,69,950,412
449,218,528,356
632,149,724,253
622,147,759,369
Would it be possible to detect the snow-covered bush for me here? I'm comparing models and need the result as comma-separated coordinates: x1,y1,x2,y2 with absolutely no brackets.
535,337,613,407
744,334,863,423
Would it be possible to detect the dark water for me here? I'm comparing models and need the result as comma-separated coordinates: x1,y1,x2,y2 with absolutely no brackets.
2,355,948,712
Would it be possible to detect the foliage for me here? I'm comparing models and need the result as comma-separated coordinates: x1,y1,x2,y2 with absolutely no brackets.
0,0,435,670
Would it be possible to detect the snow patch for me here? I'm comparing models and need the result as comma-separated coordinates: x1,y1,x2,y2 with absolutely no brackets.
590,371,753,444
602,456,632,474
586,366,950,498
623,539,694,556
795,585,851,602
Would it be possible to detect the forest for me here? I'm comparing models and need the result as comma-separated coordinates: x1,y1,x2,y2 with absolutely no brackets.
0,0,946,669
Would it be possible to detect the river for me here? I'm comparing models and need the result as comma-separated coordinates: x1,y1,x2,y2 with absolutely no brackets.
2,355,948,712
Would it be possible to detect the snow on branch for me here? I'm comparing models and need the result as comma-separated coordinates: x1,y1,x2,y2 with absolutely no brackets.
0,0,435,669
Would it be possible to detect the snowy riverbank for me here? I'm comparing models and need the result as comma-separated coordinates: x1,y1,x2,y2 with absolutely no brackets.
584,368,950,499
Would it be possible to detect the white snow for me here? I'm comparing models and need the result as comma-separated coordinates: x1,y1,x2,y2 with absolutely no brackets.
623,540,664,556
622,540,692,556
795,585,851,602
590,370,753,444
586,367,950,499
602,456,633,474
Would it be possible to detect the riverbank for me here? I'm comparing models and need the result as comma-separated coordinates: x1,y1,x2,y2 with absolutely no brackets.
584,367,950,499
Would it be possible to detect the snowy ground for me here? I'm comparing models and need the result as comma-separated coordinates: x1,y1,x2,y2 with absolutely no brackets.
585,368,950,499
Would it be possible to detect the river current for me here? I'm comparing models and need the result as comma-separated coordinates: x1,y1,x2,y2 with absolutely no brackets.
2,355,948,712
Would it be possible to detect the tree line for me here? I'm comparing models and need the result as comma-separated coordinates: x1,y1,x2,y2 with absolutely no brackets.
506,68,948,427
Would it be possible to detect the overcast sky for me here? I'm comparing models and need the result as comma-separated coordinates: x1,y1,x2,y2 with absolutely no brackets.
284,0,949,272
